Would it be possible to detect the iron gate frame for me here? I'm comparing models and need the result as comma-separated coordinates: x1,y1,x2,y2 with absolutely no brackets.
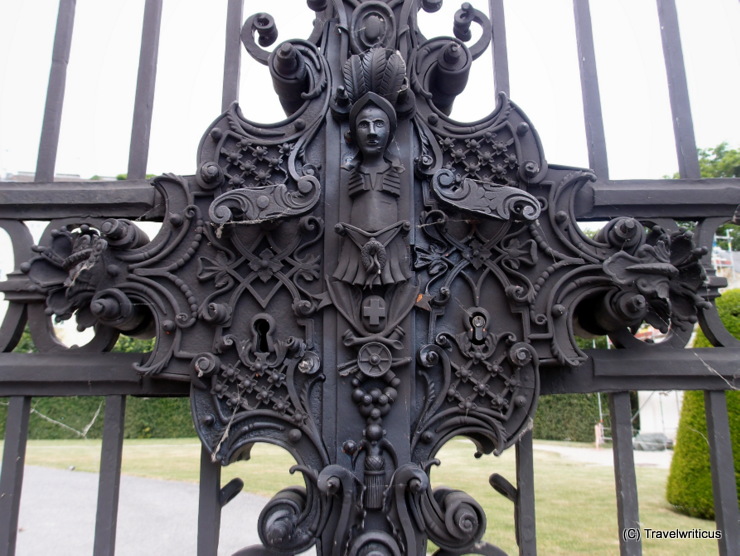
0,1,738,555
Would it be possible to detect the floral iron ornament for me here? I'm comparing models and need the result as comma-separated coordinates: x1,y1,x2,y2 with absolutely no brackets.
17,1,712,555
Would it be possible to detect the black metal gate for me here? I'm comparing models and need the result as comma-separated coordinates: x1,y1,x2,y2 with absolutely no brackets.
1,1,738,555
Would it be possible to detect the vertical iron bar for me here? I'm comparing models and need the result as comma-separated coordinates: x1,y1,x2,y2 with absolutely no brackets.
127,0,163,180
222,0,244,112
516,430,536,555
194,4,244,549
35,0,77,182
704,391,740,555
488,0,509,97
573,0,609,179
93,395,127,556
0,397,32,556
198,445,222,556
656,0,700,179
609,392,641,556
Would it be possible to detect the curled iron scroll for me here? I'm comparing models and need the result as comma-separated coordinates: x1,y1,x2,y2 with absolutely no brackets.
431,169,541,222
209,175,321,225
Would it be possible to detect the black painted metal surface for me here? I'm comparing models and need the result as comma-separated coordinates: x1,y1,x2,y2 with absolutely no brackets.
94,396,127,556
1,1,739,555
0,398,30,556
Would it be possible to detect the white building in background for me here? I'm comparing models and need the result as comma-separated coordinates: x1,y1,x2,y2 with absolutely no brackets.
637,390,683,442
636,256,738,444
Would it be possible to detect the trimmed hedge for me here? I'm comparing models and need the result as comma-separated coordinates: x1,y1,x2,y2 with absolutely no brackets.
0,396,194,440
3,329,620,443
533,393,604,443
532,336,614,443
124,397,194,439
665,289,740,520
1,333,194,440
6,392,609,442
5,392,606,442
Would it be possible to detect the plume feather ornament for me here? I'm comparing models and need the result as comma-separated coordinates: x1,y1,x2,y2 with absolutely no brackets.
342,47,406,106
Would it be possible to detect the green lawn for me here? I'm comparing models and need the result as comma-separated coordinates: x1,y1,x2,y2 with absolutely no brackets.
11,438,721,555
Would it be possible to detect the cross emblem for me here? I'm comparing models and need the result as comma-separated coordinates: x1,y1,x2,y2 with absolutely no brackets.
362,295,386,329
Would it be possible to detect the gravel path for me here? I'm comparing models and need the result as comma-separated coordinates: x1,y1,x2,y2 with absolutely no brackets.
15,465,271,555
533,443,674,469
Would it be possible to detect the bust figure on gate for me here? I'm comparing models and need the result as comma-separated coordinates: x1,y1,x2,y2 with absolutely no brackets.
333,50,412,288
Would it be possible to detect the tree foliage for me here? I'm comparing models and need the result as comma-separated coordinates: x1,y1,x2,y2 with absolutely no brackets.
697,142,740,179
112,334,154,353
684,142,740,251
116,173,156,180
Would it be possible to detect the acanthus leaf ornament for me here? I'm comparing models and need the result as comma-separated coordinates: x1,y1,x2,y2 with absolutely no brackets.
431,168,542,222
12,2,719,554
209,174,321,226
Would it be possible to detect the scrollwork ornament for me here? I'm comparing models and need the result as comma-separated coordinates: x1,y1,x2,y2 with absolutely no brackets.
257,486,317,554
508,342,535,367
208,175,321,225
348,532,402,556
350,2,396,54
597,217,645,251
7,2,736,555
426,487,487,553
431,169,541,222
201,302,232,325
196,162,225,191
192,352,221,378
388,463,486,555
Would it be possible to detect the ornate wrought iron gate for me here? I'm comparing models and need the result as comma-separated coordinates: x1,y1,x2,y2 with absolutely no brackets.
1,1,738,555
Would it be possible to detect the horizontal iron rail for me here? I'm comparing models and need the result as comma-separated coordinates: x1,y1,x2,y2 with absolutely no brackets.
0,352,189,396
0,180,163,220
541,347,740,394
0,348,736,396
574,177,740,220
1,177,737,222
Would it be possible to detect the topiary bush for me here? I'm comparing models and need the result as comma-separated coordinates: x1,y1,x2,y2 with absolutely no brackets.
694,289,740,346
665,289,740,519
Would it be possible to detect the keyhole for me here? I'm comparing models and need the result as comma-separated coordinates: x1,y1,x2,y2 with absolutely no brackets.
254,318,270,352
471,313,487,345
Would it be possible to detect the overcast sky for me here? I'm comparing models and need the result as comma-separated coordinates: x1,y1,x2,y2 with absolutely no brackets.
0,0,739,182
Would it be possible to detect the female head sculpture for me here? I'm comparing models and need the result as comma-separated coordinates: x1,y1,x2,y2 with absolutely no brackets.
349,92,397,151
